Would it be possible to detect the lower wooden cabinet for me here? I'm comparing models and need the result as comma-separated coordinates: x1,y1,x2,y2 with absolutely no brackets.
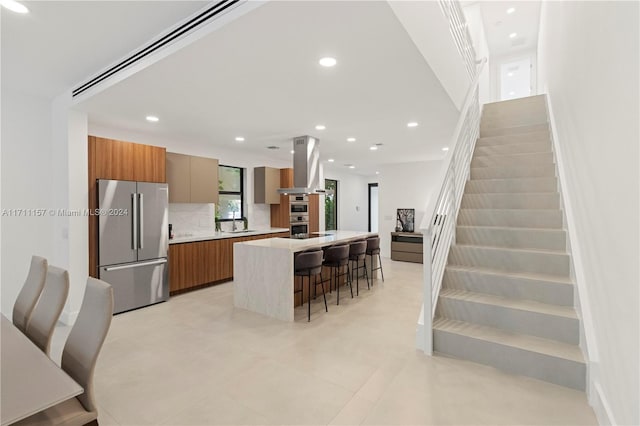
390,232,424,263
169,232,289,294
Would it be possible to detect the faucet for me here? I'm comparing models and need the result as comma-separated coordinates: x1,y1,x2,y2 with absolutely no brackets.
232,212,237,231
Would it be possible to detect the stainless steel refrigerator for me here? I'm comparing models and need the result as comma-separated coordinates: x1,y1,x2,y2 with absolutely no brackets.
97,179,169,314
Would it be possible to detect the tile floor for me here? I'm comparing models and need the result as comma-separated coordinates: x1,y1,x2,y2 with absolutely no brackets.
51,259,597,425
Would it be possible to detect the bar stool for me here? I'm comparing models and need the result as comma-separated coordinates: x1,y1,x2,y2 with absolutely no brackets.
366,236,384,282
322,244,352,305
294,249,327,322
348,240,369,295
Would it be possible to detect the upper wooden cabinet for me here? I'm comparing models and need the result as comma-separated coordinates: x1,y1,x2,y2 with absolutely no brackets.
254,166,280,204
90,136,166,183
166,152,219,204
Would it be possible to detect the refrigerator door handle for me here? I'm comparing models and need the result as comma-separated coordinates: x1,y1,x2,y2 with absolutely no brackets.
138,193,144,249
131,193,138,250
103,258,167,272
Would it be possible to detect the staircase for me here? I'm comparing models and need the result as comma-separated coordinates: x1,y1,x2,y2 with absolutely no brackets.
432,95,586,390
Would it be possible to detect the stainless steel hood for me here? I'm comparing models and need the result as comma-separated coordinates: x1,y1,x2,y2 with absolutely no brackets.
277,135,325,195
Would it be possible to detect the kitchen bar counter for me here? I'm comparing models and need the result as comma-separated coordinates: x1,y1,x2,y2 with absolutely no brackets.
169,228,289,244
233,231,376,321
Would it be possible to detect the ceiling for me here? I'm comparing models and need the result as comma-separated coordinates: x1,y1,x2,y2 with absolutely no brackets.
3,1,461,177
474,1,541,57
1,1,208,98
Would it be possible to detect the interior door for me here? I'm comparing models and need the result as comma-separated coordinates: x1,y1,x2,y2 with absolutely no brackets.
98,179,137,267
137,182,169,261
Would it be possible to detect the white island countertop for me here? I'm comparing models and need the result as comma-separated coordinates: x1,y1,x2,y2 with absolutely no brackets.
233,230,377,321
236,230,376,252
169,228,289,244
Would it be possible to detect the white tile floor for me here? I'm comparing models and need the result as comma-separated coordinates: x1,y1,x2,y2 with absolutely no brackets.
51,259,596,425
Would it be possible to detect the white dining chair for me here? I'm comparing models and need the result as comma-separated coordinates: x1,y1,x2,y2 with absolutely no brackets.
15,277,113,426
13,256,48,333
25,266,70,356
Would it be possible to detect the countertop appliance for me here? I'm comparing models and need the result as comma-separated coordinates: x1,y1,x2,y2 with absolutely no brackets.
97,179,169,314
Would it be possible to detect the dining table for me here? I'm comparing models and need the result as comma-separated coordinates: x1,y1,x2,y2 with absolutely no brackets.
1,315,83,425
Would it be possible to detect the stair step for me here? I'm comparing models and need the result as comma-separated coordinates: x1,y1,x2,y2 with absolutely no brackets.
464,177,557,194
480,123,548,138
457,208,563,229
482,95,547,113
433,318,586,390
437,288,578,344
470,164,556,179
443,265,574,306
449,244,570,276
474,141,551,157
461,193,560,210
456,225,566,250
471,152,554,168
476,131,550,147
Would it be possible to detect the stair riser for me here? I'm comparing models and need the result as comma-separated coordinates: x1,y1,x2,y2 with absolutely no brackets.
472,152,554,168
481,115,549,131
437,297,579,344
433,330,586,390
474,142,552,157
476,131,550,147
449,246,570,276
483,95,547,111
461,193,560,210
443,269,574,306
480,123,549,138
470,165,556,179
456,227,566,250
458,209,563,229
464,178,557,194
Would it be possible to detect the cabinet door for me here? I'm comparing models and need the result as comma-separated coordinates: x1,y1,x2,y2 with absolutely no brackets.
190,156,219,204
166,153,191,203
94,137,136,181
133,144,166,182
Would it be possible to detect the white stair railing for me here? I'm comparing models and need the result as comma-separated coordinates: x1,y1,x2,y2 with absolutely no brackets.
438,0,477,78
418,57,487,355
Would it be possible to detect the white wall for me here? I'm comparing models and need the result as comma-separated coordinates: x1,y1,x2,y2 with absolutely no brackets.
378,160,443,258
490,49,537,102
1,90,55,316
537,2,639,425
462,2,491,105
323,169,370,232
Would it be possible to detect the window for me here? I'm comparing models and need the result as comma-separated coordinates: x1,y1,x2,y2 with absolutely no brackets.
325,179,338,231
218,165,244,221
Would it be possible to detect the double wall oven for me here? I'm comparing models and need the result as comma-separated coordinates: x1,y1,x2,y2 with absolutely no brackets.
289,195,309,238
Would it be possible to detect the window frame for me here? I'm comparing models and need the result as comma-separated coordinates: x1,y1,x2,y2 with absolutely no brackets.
325,178,338,231
218,165,245,222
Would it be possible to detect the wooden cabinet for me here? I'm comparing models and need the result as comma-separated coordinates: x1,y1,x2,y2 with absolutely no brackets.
254,166,280,204
166,152,219,204
390,232,424,263
270,168,294,228
88,136,166,278
169,232,290,294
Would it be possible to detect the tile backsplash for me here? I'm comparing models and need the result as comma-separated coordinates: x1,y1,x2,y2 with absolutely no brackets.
169,203,215,236
169,202,272,236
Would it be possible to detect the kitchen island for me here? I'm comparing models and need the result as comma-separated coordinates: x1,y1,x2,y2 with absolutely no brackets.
233,231,376,321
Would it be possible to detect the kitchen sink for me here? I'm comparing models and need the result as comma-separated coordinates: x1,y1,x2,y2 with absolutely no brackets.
225,229,255,234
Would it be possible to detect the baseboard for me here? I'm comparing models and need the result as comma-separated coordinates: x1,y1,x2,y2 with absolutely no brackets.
60,309,79,326
590,378,616,425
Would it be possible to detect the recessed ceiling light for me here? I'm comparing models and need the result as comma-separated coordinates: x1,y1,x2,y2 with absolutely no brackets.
146,115,159,122
328,158,335,162
509,32,518,39
349,165,355,169
507,72,514,77
442,147,449,151
506,7,515,14
235,137,245,142
407,122,419,128
347,137,356,142
375,171,380,175
319,57,337,67
509,91,516,95
369,146,378,151
315,125,326,130
0,0,29,13
290,150,295,154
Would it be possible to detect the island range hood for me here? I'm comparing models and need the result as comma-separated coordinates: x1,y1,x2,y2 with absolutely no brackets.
277,135,325,195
